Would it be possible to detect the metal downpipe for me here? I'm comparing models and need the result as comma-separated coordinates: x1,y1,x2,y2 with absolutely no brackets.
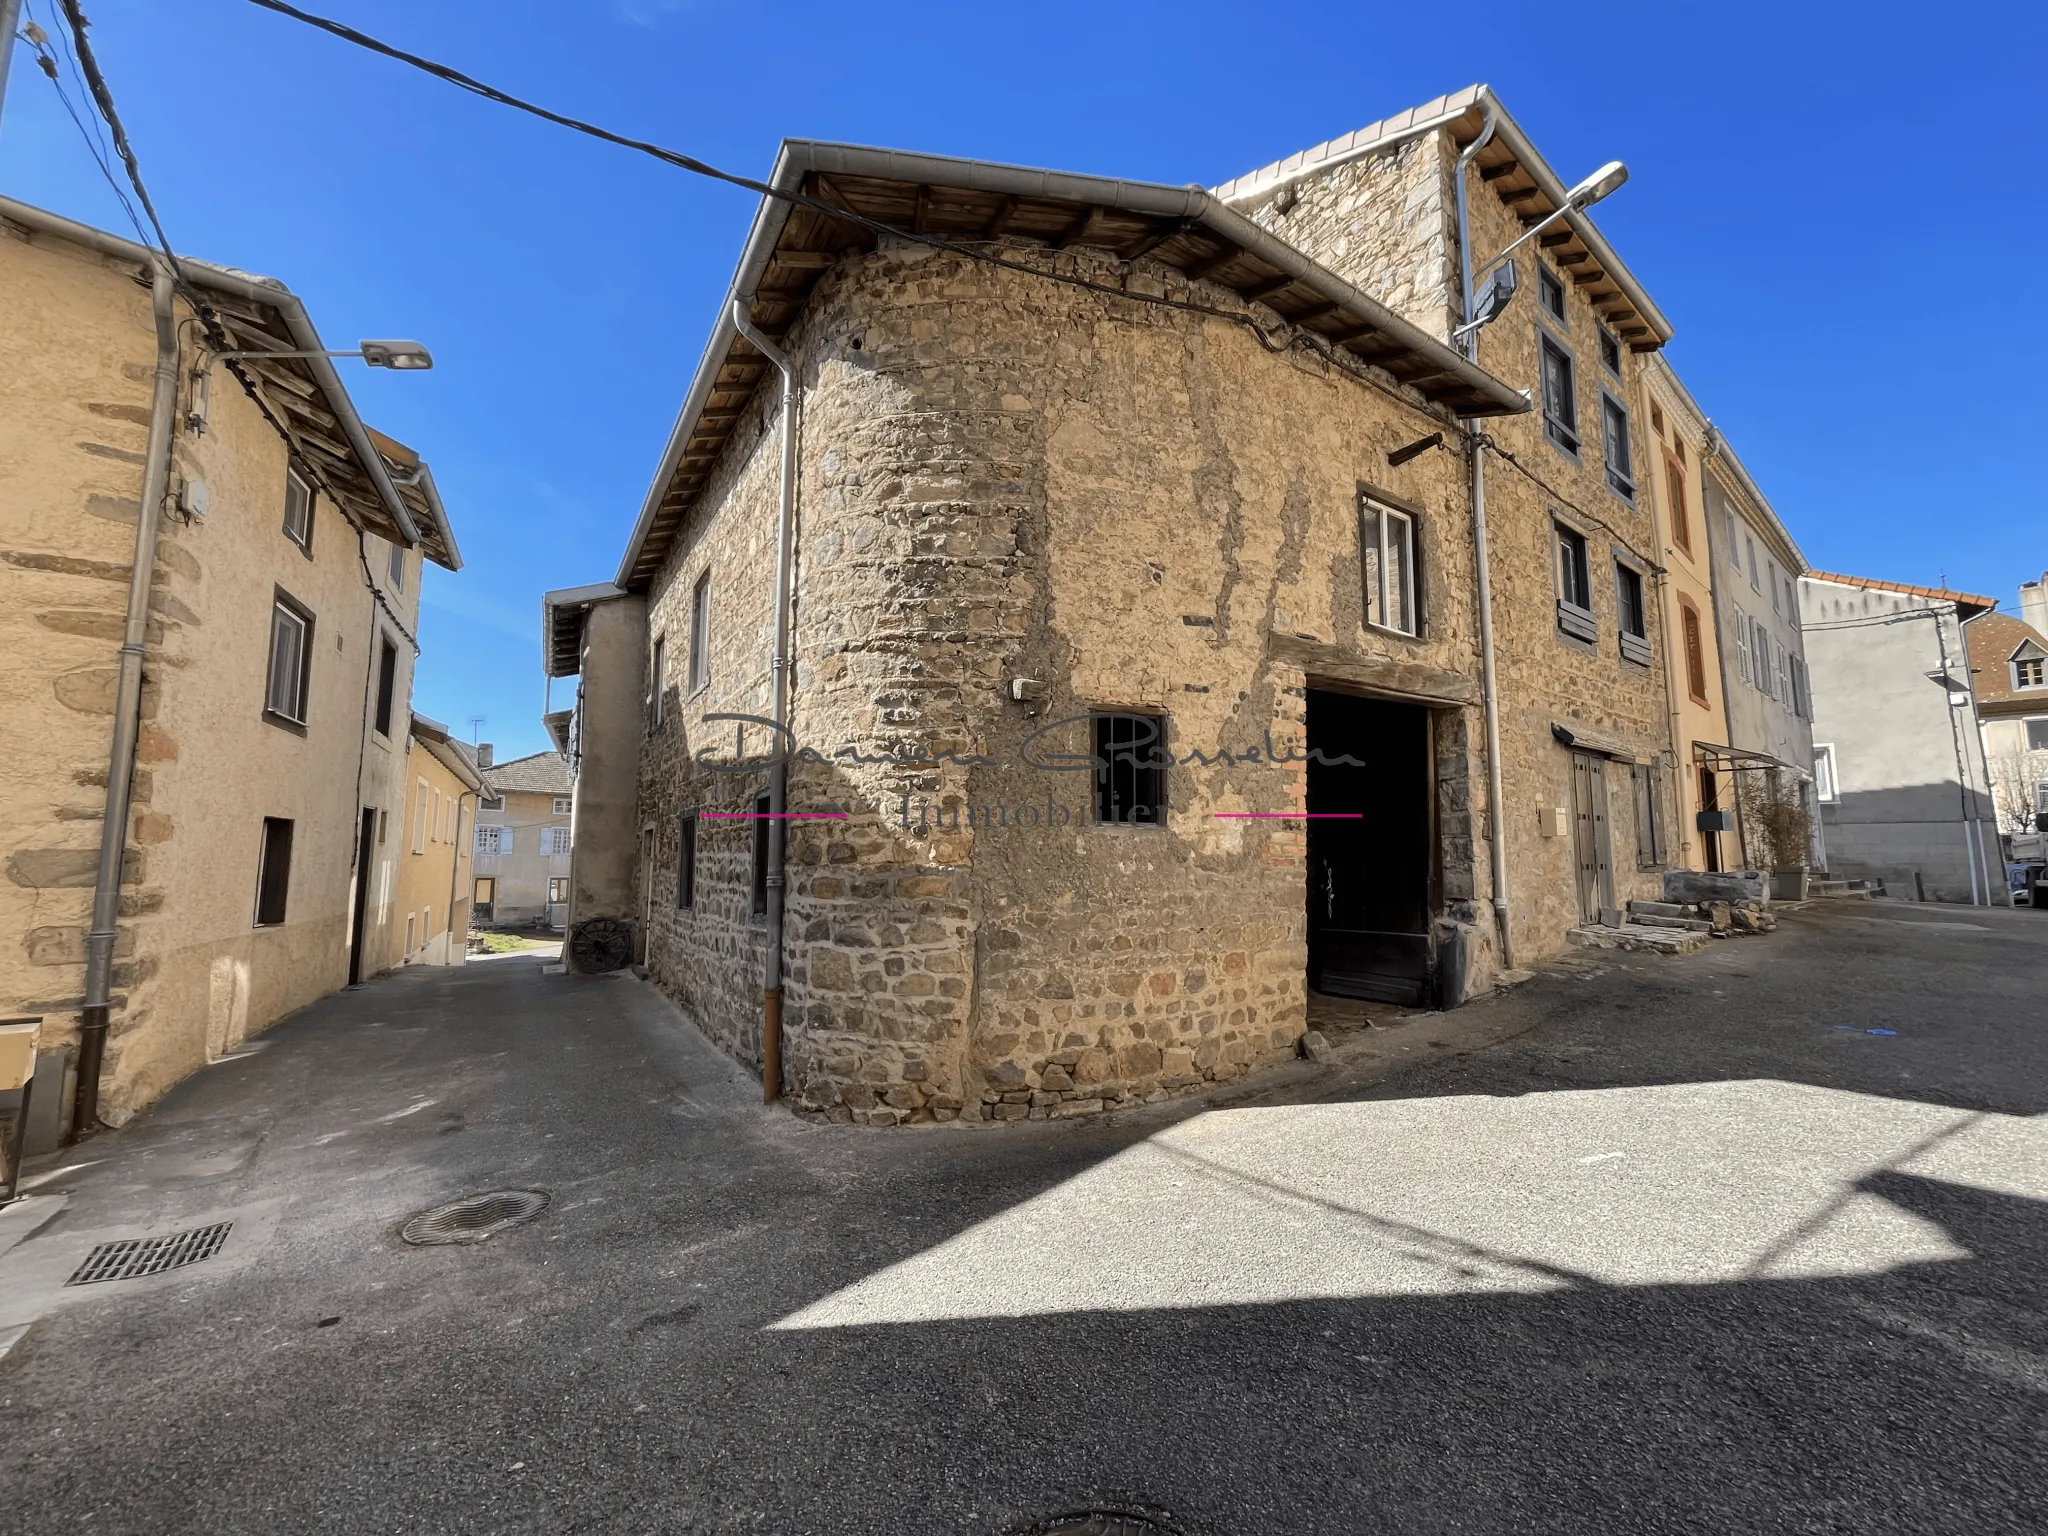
1453,109,1515,970
730,298,798,1102
74,262,179,1141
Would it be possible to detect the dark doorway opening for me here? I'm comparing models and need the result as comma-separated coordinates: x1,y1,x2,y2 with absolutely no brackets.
1699,763,1723,872
348,807,378,986
1306,690,1433,1005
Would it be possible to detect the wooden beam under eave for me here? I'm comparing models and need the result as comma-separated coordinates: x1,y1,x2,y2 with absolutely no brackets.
1538,230,1575,250
771,249,838,270
1240,273,1298,302
1122,219,1189,261
912,185,932,236
1052,206,1099,249
1288,301,1342,326
982,195,1020,239
1479,162,1523,183
1324,321,1383,344
1182,243,1243,282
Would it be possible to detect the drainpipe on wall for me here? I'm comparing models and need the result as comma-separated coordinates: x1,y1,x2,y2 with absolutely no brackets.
729,297,800,1102
73,262,179,1142
1452,109,1515,970
447,787,473,961
1934,605,1986,905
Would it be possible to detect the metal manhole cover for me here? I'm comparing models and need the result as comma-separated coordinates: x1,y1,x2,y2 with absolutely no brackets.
1016,1511,1185,1535
401,1189,549,1246
66,1222,234,1286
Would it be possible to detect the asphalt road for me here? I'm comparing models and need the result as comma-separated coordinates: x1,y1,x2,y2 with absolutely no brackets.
1,900,2043,1535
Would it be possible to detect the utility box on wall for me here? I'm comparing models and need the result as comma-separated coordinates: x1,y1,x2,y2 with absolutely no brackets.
1697,810,1735,833
1539,806,1568,837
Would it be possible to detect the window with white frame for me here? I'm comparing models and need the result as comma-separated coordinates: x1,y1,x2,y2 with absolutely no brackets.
264,593,313,725
1724,505,1739,562
1754,620,1777,699
1599,326,1622,376
1554,523,1595,642
2027,718,2048,751
1614,561,1651,666
1733,604,1752,686
387,541,406,591
1539,335,1579,455
282,468,313,552
688,571,712,692
1768,558,1781,614
1359,495,1419,636
1814,744,1839,803
540,826,573,857
1600,392,1634,501
552,796,573,815
474,825,505,856
412,780,430,855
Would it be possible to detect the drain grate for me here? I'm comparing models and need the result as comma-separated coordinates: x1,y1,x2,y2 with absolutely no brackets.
401,1189,549,1246
65,1222,234,1286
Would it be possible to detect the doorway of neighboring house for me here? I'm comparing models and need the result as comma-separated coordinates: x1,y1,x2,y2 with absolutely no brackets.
347,807,378,986
636,827,655,964
1305,689,1434,1005
1699,763,1723,872
1570,752,1616,923
473,877,495,925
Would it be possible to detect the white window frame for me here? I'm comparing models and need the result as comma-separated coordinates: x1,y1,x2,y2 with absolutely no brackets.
2014,652,2047,690
1539,334,1579,457
1599,390,1635,502
474,825,505,857
1359,495,1420,637
552,796,573,815
412,780,430,855
688,571,712,693
1733,604,1752,686
282,468,313,552
1814,743,1839,804
265,597,311,724
386,540,407,592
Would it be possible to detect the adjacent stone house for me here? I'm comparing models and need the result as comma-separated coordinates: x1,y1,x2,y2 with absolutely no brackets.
1798,573,2002,903
394,714,484,964
471,749,573,929
0,196,460,1136
1965,576,2048,856
550,88,1695,1125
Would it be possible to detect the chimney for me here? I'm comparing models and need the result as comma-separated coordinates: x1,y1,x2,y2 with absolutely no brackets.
476,742,494,769
2020,576,2048,637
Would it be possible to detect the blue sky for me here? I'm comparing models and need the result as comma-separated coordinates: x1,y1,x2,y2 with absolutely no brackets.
6,0,2043,761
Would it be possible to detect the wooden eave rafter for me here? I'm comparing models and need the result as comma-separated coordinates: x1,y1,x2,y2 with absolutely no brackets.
1463,133,1664,353
620,165,1522,588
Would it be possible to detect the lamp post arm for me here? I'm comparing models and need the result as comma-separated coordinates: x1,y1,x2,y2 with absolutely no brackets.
1470,201,1577,289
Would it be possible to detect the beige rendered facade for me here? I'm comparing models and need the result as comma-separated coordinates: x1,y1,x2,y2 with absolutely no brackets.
1965,585,2048,854
0,197,460,1135
1638,358,1733,871
551,88,1698,1126
471,750,573,929
393,715,484,964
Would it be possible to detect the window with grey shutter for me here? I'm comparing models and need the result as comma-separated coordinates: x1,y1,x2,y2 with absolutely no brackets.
282,469,313,552
1540,336,1579,455
1600,393,1634,501
1615,562,1651,666
1629,763,1662,867
1554,524,1595,641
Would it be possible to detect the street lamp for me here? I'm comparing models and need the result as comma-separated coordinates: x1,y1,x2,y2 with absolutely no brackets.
188,339,433,432
1452,161,1629,343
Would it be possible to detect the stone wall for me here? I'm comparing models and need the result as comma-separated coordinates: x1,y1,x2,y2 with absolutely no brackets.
632,233,1500,1123
1235,135,1458,341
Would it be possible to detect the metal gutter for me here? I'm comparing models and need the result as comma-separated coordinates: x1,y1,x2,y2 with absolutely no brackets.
0,194,423,549
613,140,1528,590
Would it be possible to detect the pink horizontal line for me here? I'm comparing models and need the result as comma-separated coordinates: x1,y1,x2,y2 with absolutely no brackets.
699,811,850,819
1212,812,1362,819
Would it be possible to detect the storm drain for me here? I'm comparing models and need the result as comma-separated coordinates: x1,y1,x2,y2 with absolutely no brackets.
401,1189,549,1246
65,1222,234,1286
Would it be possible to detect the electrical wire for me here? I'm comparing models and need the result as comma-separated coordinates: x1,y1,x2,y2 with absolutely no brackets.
19,6,149,245
57,0,426,658
242,0,1674,579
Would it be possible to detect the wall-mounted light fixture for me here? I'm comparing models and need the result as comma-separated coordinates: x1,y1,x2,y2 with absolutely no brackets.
1387,433,1445,467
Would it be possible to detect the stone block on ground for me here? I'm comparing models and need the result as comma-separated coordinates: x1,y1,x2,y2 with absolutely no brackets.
1663,870,1769,907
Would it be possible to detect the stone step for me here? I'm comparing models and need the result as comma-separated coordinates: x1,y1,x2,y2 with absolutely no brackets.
1625,910,1714,934
1627,899,1694,919
1567,923,1709,956
1810,879,1875,899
